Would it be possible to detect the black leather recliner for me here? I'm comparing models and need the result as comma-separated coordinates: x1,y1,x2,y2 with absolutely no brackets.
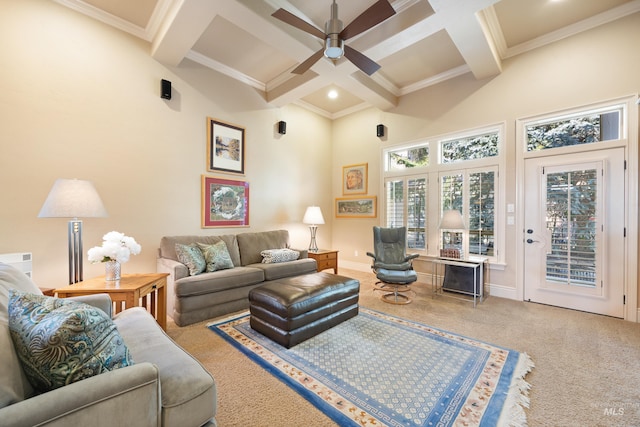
366,226,419,304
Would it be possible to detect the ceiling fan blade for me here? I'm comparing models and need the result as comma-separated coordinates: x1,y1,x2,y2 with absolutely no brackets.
292,49,325,74
272,8,326,40
339,0,396,40
343,45,380,76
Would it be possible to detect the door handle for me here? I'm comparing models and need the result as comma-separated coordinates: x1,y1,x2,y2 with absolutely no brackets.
526,239,539,244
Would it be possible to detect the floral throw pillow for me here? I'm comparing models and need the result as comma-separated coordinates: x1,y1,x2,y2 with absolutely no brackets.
8,291,133,393
175,243,206,276
197,241,234,272
261,248,300,264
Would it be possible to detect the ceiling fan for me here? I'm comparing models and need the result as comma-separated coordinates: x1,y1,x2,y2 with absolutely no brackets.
272,0,396,76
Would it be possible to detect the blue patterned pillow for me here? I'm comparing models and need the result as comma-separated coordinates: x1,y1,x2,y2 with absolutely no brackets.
175,243,206,276
8,291,133,393
197,241,234,272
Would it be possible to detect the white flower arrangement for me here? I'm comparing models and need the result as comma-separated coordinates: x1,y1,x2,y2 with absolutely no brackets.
87,231,142,264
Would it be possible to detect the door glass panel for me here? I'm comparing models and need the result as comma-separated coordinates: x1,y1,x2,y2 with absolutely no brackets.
385,180,404,228
469,171,495,256
441,174,464,253
546,169,598,287
407,178,426,249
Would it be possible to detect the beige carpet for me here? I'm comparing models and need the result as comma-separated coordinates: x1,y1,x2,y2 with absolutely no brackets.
166,269,640,427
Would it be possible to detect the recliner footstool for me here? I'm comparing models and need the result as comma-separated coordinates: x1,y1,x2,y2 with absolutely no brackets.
248,272,360,348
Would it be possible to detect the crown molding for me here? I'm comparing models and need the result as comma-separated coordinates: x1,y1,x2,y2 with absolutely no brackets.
53,0,150,40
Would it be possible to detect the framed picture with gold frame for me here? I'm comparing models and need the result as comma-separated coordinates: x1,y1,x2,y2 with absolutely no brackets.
342,163,367,195
335,196,377,218
201,175,249,228
206,117,245,175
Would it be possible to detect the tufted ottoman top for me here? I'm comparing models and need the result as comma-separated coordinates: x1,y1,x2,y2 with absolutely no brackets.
249,272,359,318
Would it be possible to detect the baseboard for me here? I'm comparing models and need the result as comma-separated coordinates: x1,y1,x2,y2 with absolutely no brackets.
338,260,371,273
487,284,518,300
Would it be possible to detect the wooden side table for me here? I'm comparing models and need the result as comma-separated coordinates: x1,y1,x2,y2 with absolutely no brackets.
307,249,338,274
54,273,168,331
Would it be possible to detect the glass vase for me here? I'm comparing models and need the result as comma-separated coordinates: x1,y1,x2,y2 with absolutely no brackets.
105,260,121,281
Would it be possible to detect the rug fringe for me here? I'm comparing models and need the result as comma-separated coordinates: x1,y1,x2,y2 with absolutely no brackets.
499,352,534,427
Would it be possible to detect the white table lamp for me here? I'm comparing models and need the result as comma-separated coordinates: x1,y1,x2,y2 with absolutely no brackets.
38,179,108,284
439,209,465,230
439,209,465,256
303,206,325,252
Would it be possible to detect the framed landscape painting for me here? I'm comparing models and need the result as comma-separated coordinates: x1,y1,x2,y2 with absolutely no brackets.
335,196,377,218
207,117,245,174
201,175,249,228
342,163,368,195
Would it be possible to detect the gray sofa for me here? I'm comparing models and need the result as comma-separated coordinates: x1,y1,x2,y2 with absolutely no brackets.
157,230,318,326
0,262,217,427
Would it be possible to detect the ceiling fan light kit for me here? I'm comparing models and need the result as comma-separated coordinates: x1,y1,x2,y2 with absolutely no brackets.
324,1,343,59
272,0,396,76
324,37,344,60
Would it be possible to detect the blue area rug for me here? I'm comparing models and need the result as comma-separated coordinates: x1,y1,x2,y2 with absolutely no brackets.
208,308,533,427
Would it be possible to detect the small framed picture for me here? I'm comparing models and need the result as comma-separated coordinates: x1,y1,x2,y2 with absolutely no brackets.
336,196,377,218
201,175,249,228
342,163,368,195
207,117,245,174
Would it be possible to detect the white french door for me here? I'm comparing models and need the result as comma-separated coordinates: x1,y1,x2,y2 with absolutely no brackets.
523,148,625,317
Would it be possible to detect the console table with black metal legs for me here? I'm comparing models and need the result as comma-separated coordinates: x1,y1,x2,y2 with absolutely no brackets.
431,256,488,307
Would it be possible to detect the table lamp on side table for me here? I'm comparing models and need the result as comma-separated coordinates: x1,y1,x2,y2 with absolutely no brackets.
438,209,465,258
303,206,325,253
38,179,108,284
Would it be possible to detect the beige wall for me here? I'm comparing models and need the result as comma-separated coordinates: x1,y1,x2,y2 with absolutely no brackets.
1,0,638,308
332,12,640,300
0,0,332,288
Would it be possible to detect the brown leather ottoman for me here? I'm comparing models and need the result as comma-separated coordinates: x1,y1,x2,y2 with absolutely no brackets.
248,272,360,348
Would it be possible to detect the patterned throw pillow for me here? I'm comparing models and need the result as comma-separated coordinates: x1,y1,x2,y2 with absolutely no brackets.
261,248,300,264
197,241,234,272
8,291,133,393
175,243,206,276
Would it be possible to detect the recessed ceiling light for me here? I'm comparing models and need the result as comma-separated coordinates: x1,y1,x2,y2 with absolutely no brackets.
328,89,338,99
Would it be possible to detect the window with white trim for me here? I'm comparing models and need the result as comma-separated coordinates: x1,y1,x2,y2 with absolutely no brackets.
383,125,503,261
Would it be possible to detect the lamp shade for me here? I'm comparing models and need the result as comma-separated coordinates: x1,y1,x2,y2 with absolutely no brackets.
439,209,465,230
303,206,325,225
38,179,108,218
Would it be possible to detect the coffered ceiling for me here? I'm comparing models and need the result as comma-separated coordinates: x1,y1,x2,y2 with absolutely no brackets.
55,0,640,118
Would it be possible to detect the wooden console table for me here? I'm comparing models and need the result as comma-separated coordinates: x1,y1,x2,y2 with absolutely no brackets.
55,273,168,331
307,249,338,274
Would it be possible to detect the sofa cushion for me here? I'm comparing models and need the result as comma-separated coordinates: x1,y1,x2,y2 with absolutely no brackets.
175,243,206,276
261,248,300,264
8,291,133,393
160,235,241,267
0,263,39,408
249,258,318,281
114,307,216,427
236,230,292,266
175,267,265,297
197,241,234,272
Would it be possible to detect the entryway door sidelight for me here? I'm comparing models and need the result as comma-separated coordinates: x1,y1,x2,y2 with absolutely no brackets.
523,148,625,317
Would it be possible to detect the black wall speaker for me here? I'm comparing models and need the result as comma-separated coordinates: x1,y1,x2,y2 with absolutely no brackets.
376,124,385,137
278,120,287,135
161,79,172,100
